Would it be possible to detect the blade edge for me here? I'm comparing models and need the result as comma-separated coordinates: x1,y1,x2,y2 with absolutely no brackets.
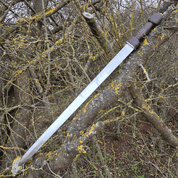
19,44,134,165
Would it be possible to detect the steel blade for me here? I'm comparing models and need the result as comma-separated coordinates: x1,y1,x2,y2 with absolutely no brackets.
19,44,134,165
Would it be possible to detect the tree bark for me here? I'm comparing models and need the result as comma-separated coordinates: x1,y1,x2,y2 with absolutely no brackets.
13,5,178,177
83,12,112,55
1,70,32,170
129,82,178,147
0,1,177,177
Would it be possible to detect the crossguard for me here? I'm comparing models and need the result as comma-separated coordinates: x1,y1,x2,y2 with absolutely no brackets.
126,13,163,49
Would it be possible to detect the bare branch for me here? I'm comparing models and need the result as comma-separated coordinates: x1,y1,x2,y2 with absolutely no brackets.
129,82,178,148
83,12,112,55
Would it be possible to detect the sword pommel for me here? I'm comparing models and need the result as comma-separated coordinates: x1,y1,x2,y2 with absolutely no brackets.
127,13,163,49
148,13,163,26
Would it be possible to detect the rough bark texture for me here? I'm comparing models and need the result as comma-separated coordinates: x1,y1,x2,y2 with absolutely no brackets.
66,6,178,147
0,1,177,177
1,70,32,169
16,6,178,177
23,121,103,177
0,0,70,43
32,0,48,31
129,82,178,147
83,12,112,55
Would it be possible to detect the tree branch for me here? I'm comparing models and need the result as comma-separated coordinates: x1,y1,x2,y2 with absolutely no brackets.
82,12,112,55
10,4,178,177
0,0,71,43
129,82,178,148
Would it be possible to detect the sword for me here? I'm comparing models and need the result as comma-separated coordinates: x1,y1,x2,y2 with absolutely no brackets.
19,13,162,166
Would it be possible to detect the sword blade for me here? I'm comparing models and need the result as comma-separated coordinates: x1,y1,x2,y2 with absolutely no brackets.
19,44,134,165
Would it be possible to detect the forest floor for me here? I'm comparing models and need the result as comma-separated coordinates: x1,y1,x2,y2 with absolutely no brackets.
29,93,178,178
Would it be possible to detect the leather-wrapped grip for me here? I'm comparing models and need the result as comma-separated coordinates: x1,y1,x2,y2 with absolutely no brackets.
126,13,163,49
134,22,153,41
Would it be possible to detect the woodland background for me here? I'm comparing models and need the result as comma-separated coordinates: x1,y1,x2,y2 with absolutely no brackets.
0,0,178,177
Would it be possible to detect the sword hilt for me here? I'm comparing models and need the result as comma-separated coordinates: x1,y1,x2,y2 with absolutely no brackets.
126,13,163,49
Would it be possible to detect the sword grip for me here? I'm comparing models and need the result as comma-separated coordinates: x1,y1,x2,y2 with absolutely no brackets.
126,13,163,49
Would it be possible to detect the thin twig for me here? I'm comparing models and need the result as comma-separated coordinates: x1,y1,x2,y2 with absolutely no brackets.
139,64,150,82
42,0,51,92
92,136,113,178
